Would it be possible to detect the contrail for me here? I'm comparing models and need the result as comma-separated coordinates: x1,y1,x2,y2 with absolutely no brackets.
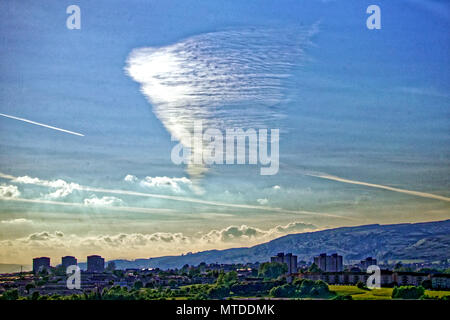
307,172,450,202
79,185,348,219
0,172,352,220
0,196,178,216
0,113,84,137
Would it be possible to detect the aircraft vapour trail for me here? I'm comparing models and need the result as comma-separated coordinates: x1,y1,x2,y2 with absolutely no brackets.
306,172,450,202
0,113,84,137
0,172,352,220
0,196,178,216
80,186,348,219
125,25,318,178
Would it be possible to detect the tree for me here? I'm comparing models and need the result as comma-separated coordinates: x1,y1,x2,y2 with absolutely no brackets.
309,280,330,297
307,263,321,273
31,291,40,300
421,279,432,290
356,281,368,290
1,289,19,300
392,286,425,299
36,279,46,286
298,279,329,297
258,262,288,279
133,280,143,290
207,285,230,299
113,269,124,278
269,284,296,298
168,279,177,287
188,268,200,278
25,282,36,293
216,271,238,286
292,278,304,286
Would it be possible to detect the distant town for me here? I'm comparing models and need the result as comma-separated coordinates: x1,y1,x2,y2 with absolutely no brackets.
0,252,449,300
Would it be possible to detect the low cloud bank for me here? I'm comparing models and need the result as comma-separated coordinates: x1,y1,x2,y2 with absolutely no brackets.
0,221,316,263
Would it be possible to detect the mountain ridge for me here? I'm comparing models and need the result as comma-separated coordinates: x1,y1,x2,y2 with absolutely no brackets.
105,219,450,270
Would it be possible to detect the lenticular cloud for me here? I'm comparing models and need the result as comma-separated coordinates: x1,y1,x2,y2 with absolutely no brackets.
125,26,317,178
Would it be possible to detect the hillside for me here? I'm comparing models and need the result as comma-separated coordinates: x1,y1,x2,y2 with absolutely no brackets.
108,220,450,270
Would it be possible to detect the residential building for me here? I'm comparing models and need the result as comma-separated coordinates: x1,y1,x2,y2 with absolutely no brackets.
32,257,50,274
296,270,450,288
393,272,428,287
360,257,377,271
62,256,77,269
313,253,343,272
87,255,105,273
430,273,450,289
314,253,327,271
270,252,298,274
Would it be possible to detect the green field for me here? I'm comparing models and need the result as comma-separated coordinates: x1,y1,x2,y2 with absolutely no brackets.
329,285,450,300
424,290,450,299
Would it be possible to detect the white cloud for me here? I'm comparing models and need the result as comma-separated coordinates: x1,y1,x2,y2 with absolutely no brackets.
1,172,344,220
0,184,20,198
201,221,317,244
272,185,281,190
201,225,266,243
0,221,317,263
1,218,32,225
124,174,138,182
28,231,64,241
125,26,317,178
272,221,317,234
83,195,124,206
257,198,268,205
13,175,81,199
140,176,192,193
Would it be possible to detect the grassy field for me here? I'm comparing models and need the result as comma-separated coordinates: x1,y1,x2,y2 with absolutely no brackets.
329,285,450,300
329,285,393,300
424,290,450,299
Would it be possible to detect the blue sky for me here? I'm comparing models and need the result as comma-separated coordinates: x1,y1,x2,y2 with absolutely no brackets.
0,0,449,264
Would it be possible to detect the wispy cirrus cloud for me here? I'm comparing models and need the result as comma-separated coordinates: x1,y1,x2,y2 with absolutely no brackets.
125,25,318,178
